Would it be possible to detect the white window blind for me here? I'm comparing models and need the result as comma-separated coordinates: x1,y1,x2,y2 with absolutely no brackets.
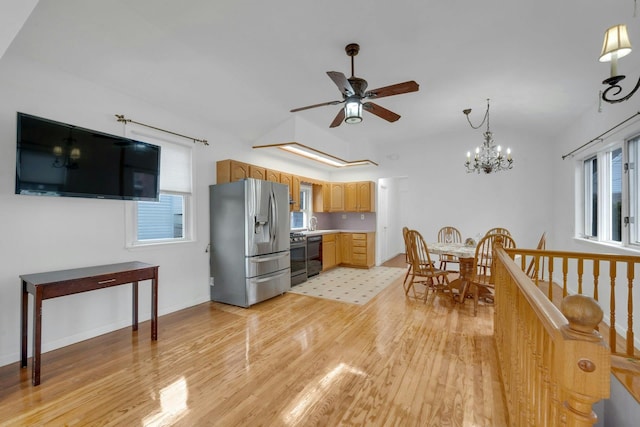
157,140,192,193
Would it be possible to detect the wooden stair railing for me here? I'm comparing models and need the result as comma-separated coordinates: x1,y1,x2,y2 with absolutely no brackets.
504,248,640,360
493,244,610,426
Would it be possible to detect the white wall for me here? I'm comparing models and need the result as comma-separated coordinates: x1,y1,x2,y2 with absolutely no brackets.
333,125,555,249
0,55,211,365
0,52,336,367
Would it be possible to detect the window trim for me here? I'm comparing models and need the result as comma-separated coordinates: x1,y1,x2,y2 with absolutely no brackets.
123,129,195,249
576,133,639,252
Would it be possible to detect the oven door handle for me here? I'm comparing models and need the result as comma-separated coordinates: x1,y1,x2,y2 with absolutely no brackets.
250,252,290,263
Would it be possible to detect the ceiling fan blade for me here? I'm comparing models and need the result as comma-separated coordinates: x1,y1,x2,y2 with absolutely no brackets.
290,100,342,113
329,108,345,128
365,81,419,99
327,71,355,96
363,102,401,122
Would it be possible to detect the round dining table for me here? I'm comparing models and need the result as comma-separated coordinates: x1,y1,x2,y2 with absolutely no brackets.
428,242,477,303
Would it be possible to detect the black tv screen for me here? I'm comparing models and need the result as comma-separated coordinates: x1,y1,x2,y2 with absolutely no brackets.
15,112,160,201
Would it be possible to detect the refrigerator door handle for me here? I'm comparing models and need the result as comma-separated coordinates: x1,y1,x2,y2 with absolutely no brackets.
252,270,290,283
250,252,289,263
271,189,278,243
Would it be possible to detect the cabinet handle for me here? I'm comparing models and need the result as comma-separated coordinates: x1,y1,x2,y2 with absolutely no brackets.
98,278,117,284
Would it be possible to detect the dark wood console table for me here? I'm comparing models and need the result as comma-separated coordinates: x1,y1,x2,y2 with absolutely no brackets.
20,261,159,386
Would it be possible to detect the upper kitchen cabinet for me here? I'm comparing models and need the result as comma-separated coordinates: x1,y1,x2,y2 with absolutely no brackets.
217,159,250,183
266,169,280,183
328,183,344,212
281,174,300,211
344,181,375,212
249,166,266,180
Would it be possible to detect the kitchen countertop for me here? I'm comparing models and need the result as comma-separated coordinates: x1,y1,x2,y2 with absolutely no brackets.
301,229,375,236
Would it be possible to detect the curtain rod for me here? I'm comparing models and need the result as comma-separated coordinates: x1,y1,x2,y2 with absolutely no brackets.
561,111,640,160
115,114,209,146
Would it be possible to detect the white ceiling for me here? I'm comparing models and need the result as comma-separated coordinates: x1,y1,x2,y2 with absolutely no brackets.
4,0,640,150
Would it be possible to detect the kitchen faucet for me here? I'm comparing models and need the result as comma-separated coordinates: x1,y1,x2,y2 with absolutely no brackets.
309,216,318,231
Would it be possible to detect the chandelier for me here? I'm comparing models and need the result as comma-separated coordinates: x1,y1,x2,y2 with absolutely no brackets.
463,99,513,174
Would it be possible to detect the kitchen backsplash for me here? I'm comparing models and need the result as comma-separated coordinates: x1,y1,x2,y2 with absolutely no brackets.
314,212,376,231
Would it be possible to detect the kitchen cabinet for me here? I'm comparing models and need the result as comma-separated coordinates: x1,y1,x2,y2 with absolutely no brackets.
217,160,371,213
335,233,342,265
328,183,344,212
345,181,375,212
266,169,280,182
291,175,301,211
340,232,375,268
322,234,338,271
280,174,294,211
249,166,266,180
217,159,250,183
341,233,352,265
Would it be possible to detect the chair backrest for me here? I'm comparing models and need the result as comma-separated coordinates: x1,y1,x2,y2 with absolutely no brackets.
473,233,517,282
437,226,462,244
485,227,511,237
525,231,547,279
407,229,436,274
403,227,411,264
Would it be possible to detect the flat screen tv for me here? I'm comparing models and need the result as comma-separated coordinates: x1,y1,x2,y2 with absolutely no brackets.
15,112,161,201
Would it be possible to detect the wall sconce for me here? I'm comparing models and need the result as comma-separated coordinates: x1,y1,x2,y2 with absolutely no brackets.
344,97,363,124
599,24,640,103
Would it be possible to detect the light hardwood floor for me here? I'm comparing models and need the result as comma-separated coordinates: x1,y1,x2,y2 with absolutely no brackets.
0,256,507,426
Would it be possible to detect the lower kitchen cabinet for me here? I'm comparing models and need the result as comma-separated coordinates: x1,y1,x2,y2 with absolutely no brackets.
340,232,375,268
322,234,337,271
314,231,376,272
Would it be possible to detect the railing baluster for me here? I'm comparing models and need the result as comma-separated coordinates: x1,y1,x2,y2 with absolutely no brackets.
610,260,617,353
562,258,568,299
628,261,635,356
593,260,600,301
578,258,584,294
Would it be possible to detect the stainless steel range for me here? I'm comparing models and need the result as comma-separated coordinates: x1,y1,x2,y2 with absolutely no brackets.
290,232,307,286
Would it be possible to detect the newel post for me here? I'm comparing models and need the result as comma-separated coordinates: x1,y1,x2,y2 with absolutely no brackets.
558,294,610,427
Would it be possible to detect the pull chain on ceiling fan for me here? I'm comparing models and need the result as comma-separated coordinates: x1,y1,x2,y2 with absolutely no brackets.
290,43,419,128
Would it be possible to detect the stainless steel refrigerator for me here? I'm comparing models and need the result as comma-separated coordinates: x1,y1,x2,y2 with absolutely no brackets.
209,178,291,307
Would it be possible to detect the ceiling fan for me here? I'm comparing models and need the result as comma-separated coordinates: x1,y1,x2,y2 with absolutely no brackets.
290,43,419,128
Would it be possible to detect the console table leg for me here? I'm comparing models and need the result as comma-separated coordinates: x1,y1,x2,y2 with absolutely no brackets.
132,281,138,331
151,267,158,340
21,280,28,368
32,287,42,386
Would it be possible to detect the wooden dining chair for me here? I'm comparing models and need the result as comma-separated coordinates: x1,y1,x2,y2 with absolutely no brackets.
402,227,413,294
469,233,516,315
485,227,511,236
437,226,462,271
406,229,454,303
525,231,546,280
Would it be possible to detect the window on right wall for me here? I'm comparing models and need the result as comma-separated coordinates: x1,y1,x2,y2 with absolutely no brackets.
579,134,640,248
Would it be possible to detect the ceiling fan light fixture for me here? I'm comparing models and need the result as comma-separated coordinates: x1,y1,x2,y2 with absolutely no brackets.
344,97,362,124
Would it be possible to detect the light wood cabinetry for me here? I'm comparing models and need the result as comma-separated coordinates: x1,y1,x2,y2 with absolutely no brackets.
291,175,300,211
341,233,352,265
340,232,375,268
335,233,342,265
329,183,344,212
266,169,280,182
344,181,375,212
249,166,266,180
217,159,250,183
322,234,338,271
216,160,373,214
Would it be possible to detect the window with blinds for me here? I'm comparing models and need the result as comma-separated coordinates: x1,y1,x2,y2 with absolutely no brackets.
125,132,193,246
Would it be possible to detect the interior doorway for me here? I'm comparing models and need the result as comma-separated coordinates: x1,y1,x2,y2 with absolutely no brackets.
376,176,408,265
